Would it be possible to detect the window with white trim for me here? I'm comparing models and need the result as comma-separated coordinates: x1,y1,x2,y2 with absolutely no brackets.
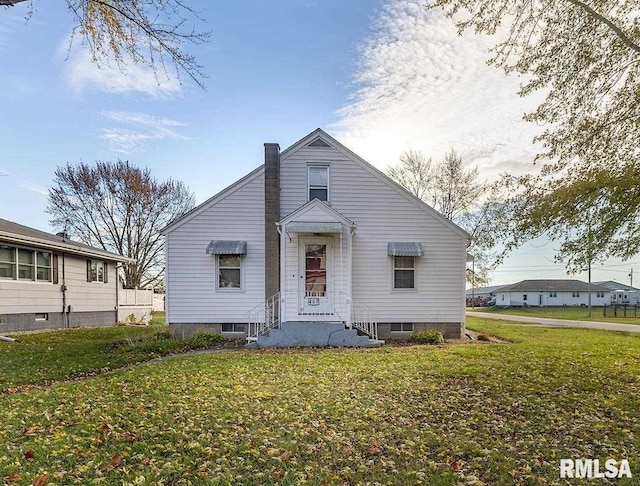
572,292,580,298
390,323,414,332
218,255,242,289
596,291,604,298
393,256,415,289
549,292,557,298
0,245,52,282
308,165,329,202
89,260,105,283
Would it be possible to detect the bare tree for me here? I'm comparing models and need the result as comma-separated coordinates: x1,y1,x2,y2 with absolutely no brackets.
47,160,195,289
1,0,210,88
387,150,433,200
432,149,485,221
388,149,493,284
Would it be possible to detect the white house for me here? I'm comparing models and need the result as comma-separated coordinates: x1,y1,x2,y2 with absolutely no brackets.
162,129,470,346
0,219,133,331
495,279,610,307
594,281,640,305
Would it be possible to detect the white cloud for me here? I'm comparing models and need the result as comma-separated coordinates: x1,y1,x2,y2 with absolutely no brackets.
333,0,546,180
19,181,49,196
63,44,182,98
99,111,187,154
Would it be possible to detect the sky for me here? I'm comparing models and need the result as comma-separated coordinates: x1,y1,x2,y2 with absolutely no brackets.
0,0,637,287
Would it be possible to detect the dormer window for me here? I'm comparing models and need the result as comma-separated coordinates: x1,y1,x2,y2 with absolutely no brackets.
308,165,329,202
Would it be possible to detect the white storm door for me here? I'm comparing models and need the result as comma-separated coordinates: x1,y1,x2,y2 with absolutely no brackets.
299,238,333,315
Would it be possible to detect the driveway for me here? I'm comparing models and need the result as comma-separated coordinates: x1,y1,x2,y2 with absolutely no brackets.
467,311,640,334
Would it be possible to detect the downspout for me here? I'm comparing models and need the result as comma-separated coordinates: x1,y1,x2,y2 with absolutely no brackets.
115,262,119,324
62,252,68,328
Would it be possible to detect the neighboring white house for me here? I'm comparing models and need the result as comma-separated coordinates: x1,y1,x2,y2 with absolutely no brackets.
495,279,611,307
0,219,134,332
162,129,470,346
594,281,640,305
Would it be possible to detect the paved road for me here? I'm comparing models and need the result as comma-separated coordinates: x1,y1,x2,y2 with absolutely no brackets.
467,311,640,333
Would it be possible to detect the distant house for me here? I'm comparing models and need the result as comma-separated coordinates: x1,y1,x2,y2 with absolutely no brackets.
466,284,506,305
0,219,132,331
495,279,610,307
594,281,640,305
162,129,470,346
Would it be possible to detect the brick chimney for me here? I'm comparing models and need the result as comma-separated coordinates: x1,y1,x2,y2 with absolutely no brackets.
264,143,280,299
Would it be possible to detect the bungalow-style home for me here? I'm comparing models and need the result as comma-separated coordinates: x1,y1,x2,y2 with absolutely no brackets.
495,279,610,307
162,129,470,346
0,219,133,332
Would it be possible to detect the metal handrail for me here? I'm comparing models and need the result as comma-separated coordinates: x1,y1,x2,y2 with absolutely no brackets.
247,292,281,342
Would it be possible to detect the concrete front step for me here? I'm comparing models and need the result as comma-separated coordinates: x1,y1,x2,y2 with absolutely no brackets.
248,321,383,348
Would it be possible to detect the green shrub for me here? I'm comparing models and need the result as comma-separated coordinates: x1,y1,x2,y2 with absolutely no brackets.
409,330,445,345
188,332,224,347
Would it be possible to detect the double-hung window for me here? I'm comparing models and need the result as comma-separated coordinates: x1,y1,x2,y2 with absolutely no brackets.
218,255,242,289
308,165,329,202
393,256,415,289
87,260,108,283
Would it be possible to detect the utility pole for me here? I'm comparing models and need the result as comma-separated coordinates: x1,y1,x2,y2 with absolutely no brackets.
630,269,634,288
587,218,592,317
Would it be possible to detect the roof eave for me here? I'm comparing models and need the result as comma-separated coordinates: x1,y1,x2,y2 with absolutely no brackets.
0,232,134,263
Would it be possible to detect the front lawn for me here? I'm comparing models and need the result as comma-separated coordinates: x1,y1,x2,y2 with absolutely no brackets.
1,317,639,484
0,324,223,391
471,305,640,325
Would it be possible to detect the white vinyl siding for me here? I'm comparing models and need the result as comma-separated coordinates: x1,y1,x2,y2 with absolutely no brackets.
280,143,466,324
165,170,265,323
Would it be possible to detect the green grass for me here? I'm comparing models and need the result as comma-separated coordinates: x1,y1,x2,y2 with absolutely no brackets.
1,317,639,484
470,305,640,324
0,324,223,391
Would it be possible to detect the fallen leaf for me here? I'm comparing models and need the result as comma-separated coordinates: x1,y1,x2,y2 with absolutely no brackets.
450,460,458,470
103,454,122,472
32,474,50,486
24,449,35,460
5,472,21,484
279,450,292,461
367,442,382,455
21,427,38,436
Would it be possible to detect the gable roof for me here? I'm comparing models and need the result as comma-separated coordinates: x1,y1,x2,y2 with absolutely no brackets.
282,129,470,241
161,165,264,234
466,284,508,296
498,279,610,293
162,128,471,241
593,281,640,292
0,219,133,262
279,198,355,227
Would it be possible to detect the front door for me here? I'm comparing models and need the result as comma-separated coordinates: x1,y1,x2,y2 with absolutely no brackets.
299,238,333,315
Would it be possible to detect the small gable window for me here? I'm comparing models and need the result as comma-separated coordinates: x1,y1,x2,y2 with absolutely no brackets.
308,165,329,202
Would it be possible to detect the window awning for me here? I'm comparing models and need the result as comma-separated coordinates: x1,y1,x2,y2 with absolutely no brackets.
285,222,343,234
206,240,247,255
387,242,424,257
